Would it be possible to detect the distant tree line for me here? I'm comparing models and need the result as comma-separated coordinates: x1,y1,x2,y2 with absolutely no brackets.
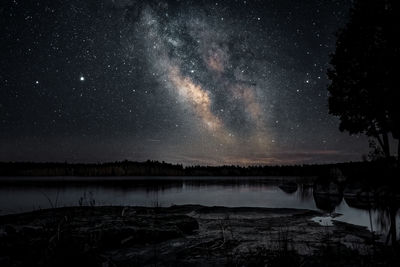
0,159,397,180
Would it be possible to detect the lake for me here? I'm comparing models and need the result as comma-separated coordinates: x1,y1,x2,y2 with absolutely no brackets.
0,176,399,237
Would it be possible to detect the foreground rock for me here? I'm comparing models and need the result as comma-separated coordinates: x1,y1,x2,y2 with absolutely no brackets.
0,205,397,266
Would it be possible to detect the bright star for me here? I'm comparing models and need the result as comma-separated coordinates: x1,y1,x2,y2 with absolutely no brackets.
80,76,85,81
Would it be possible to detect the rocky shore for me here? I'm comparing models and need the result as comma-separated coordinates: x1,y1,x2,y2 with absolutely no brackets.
0,205,397,266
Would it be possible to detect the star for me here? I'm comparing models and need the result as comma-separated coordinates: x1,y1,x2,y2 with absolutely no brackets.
1,0,365,165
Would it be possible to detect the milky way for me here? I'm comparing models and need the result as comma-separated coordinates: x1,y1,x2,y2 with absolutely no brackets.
138,6,266,145
0,0,369,165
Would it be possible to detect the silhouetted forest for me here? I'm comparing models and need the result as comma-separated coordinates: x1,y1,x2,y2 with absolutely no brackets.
0,159,398,180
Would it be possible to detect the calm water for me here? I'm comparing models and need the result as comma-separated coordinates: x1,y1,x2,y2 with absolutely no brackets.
0,176,399,236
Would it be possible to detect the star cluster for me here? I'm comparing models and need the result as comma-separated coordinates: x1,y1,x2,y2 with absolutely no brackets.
0,0,368,165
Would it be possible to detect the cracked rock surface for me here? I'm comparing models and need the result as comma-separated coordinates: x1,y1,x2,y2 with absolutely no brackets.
0,205,387,266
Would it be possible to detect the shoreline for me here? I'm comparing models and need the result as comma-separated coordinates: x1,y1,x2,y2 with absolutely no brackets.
1,205,394,266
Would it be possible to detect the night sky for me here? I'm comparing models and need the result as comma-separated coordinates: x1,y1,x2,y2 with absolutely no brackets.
0,0,368,165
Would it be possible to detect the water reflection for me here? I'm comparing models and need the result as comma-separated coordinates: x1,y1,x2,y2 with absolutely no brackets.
312,178,400,244
313,194,343,213
344,194,400,243
278,181,298,194
0,176,398,241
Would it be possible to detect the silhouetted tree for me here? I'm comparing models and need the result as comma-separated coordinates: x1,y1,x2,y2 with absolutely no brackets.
327,0,400,160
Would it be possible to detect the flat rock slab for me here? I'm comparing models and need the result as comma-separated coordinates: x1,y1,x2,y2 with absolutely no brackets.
0,205,385,267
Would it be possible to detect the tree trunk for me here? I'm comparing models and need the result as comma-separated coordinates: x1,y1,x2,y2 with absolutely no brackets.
398,139,400,163
382,132,391,158
390,206,398,247
375,134,384,151
375,133,390,158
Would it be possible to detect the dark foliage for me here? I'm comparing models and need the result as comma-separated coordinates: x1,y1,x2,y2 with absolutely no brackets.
327,0,400,158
